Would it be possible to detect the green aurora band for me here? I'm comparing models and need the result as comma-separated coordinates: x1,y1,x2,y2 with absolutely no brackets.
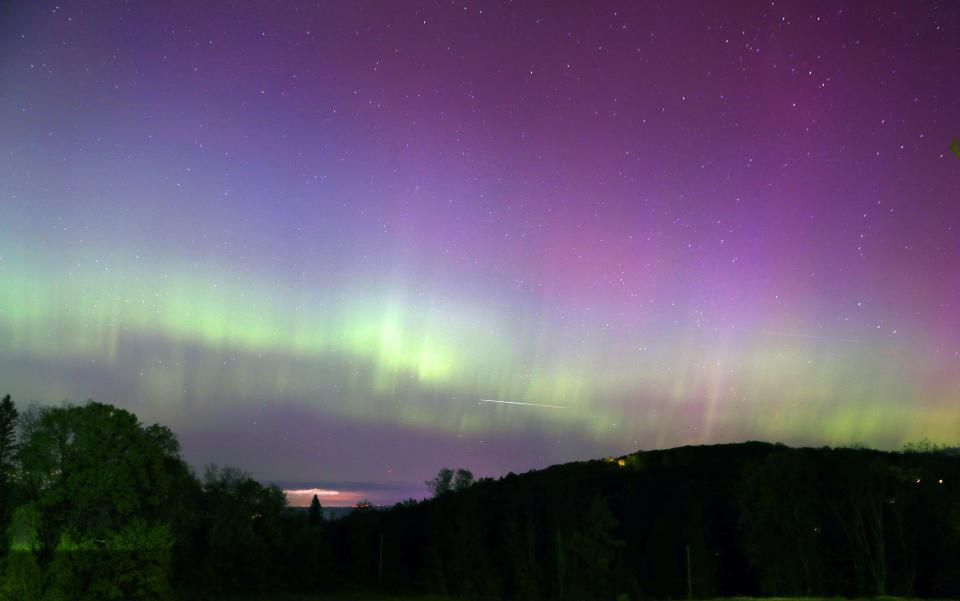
2,250,956,448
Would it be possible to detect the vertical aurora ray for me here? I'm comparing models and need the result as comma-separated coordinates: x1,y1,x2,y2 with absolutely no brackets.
2,249,955,444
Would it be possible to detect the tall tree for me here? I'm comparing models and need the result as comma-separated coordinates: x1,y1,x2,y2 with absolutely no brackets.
200,465,288,591
825,455,913,596
309,494,324,525
453,468,474,491
569,496,624,599
0,393,19,556
17,402,187,552
426,467,473,496
10,401,195,599
0,394,17,480
737,449,822,595
426,467,454,497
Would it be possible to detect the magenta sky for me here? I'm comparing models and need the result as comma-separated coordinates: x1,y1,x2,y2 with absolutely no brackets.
2,1,959,505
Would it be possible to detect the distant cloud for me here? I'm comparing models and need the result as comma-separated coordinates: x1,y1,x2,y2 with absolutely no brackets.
275,481,425,507
284,488,359,507
284,488,341,496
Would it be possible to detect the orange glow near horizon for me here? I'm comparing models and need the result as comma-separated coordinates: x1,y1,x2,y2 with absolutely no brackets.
283,488,367,507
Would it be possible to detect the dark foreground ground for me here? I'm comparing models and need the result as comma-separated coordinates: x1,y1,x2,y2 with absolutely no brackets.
224,594,453,601
227,596,960,601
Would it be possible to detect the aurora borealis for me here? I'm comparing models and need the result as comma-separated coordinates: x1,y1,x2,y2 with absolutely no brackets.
2,1,959,505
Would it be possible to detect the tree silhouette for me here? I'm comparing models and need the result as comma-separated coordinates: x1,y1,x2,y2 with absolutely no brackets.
200,465,288,591
569,495,624,599
0,397,958,599
0,393,18,556
309,494,323,526
10,401,193,599
427,467,474,497
16,403,186,558
0,394,17,478
453,468,474,491
426,467,454,497
738,448,822,594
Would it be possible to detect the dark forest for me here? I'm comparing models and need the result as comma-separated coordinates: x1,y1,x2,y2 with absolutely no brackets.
2,396,959,600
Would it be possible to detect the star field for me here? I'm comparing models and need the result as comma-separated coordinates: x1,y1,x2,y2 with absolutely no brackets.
1,1,959,504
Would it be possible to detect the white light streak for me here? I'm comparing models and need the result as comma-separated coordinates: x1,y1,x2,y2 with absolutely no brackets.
478,399,566,409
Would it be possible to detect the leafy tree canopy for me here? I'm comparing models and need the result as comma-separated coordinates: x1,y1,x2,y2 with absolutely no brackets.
426,467,474,497
16,401,189,549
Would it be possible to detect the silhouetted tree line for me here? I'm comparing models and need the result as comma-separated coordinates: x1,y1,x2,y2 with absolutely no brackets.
1,394,959,600
0,396,333,600
327,442,960,600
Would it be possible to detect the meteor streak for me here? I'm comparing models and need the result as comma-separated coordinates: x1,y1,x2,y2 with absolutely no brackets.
479,399,567,409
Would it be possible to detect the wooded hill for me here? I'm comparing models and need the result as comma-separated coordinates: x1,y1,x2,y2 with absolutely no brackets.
2,396,958,600
328,441,960,600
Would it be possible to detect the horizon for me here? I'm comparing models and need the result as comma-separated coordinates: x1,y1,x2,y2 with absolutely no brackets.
276,437,960,507
2,0,959,495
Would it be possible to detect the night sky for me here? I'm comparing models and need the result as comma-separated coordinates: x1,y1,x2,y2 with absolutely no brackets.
2,1,959,506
